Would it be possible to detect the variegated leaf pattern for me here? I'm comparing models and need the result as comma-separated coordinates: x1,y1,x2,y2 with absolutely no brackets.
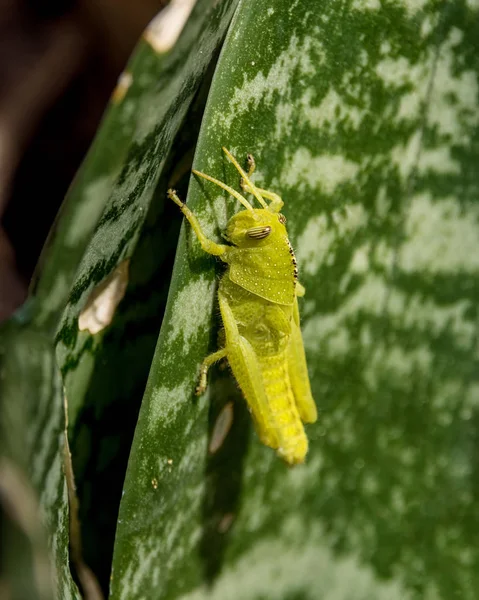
112,0,479,599
0,324,81,599
2,0,478,598
53,0,240,590
1,0,239,596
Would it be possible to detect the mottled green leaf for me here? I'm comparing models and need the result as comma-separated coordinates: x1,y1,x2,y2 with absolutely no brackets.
55,0,241,426
0,322,80,599
112,0,479,599
1,0,240,596
50,0,240,590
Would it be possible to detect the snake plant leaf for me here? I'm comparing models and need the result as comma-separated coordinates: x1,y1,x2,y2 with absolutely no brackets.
50,0,240,591
111,0,479,599
31,2,213,331
55,0,241,431
1,0,239,596
0,322,81,599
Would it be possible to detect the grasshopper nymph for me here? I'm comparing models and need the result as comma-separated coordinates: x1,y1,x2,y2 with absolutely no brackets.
168,148,317,464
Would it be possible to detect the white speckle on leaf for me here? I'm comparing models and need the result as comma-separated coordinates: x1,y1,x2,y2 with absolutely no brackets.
448,27,464,46
375,50,431,121
350,244,370,274
379,26,479,145
390,131,422,180
417,146,460,175
375,186,391,219
397,89,425,121
400,193,479,274
216,34,324,130
380,40,391,55
167,275,216,352
351,0,381,10
178,518,411,600
147,381,190,433
299,89,366,133
376,55,423,86
304,273,476,360
286,456,323,492
363,343,435,388
211,194,230,231
282,148,359,195
400,0,429,15
296,204,367,276
119,540,162,600
295,214,329,276
420,14,435,37
428,38,479,143
274,102,295,138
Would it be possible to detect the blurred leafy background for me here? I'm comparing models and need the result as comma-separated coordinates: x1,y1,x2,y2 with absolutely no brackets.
1,1,479,599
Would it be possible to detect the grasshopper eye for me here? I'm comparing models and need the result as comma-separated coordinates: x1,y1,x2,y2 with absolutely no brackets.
246,226,272,240
278,214,286,224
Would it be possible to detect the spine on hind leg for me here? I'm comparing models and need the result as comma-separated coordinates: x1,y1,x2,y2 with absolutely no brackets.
259,351,308,464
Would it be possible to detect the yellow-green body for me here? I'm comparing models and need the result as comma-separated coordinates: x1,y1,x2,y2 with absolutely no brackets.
168,148,317,464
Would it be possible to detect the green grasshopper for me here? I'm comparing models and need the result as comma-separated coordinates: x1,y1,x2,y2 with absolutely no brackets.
168,148,317,464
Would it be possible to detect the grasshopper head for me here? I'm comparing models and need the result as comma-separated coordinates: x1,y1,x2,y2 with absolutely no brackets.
225,209,287,248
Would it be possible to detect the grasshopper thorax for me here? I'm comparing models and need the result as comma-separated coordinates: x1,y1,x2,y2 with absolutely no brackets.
225,208,297,305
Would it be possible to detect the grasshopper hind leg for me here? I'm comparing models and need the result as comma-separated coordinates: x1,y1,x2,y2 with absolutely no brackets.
218,291,280,449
